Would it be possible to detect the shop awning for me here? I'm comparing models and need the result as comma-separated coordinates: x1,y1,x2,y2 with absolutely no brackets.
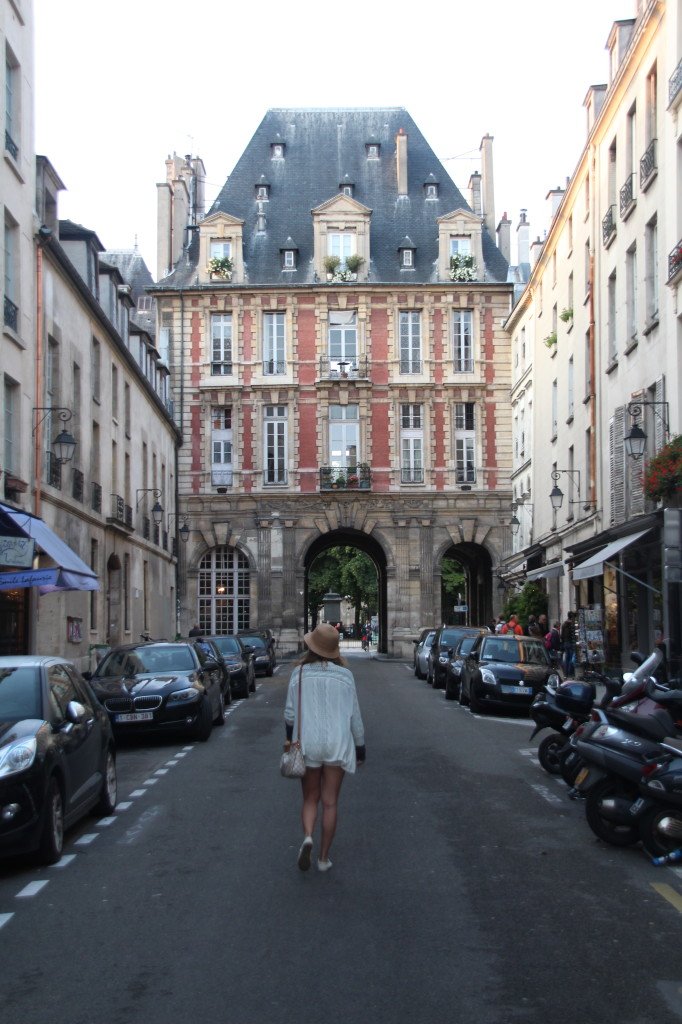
0,503,99,593
571,529,652,582
526,561,565,582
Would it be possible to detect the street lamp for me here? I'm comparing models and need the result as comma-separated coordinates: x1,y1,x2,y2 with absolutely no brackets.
549,469,592,511
136,488,164,525
32,407,77,464
624,400,670,459
509,502,533,536
167,513,190,543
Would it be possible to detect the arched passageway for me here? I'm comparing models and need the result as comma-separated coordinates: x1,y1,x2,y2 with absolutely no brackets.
438,542,493,628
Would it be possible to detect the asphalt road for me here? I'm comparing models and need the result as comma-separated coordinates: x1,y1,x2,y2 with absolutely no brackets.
2,654,682,1024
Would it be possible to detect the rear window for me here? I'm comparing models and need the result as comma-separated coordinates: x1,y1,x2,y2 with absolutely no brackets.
96,645,196,676
212,637,241,656
240,636,265,650
0,666,42,722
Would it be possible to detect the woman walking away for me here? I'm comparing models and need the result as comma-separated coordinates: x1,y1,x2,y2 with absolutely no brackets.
285,623,365,873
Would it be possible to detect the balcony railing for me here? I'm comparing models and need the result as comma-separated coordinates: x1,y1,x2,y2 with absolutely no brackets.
46,452,62,489
668,239,682,283
211,468,233,488
319,357,369,380
72,468,84,503
401,467,424,484
4,295,18,332
4,129,18,160
619,174,636,218
262,360,286,375
602,205,617,247
669,57,682,106
111,494,126,523
320,465,371,491
92,482,102,513
125,504,133,528
640,139,657,190
399,359,422,374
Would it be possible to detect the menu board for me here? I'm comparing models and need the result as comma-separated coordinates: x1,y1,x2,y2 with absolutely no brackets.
578,605,605,665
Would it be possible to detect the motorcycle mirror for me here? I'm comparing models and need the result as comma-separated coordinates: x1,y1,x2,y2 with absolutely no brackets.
628,648,663,685
630,651,645,666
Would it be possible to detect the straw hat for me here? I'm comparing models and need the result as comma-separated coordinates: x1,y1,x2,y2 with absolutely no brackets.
304,622,341,659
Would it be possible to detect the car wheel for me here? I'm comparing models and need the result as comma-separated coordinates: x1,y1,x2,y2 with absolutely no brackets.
458,678,469,706
193,697,214,741
431,670,443,690
214,689,226,726
224,683,232,706
38,777,64,865
414,660,424,679
426,663,433,685
95,748,118,815
445,679,458,701
469,688,486,714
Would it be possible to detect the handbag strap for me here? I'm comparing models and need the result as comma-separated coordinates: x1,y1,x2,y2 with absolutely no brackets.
294,664,303,743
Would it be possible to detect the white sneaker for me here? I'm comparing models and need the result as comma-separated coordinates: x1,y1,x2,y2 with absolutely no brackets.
297,837,313,871
317,858,333,872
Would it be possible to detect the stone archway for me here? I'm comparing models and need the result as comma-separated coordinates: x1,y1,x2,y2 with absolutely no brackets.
303,529,389,654
437,541,494,628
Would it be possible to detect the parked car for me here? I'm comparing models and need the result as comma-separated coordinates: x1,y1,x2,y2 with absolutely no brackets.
185,637,235,704
237,632,276,676
414,630,436,679
86,641,225,741
427,626,489,688
444,634,483,700
459,633,562,714
202,635,256,698
0,656,117,865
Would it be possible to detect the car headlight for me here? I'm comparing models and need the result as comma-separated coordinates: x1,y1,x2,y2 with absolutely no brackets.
0,737,37,778
480,669,498,687
548,673,561,687
166,687,200,705
438,654,449,664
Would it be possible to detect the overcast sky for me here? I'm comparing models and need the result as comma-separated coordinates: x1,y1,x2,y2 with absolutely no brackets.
35,0,632,276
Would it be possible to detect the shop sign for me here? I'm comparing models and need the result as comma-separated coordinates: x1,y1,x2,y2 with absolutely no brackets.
0,535,35,568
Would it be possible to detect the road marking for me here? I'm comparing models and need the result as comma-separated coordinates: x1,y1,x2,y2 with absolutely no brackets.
143,778,159,786
129,789,147,798
118,806,161,845
97,816,117,827
50,854,76,868
651,883,682,914
154,768,169,775
0,913,14,930
16,880,49,898
116,801,132,811
165,760,179,767
530,783,565,806
175,752,188,758
75,833,98,846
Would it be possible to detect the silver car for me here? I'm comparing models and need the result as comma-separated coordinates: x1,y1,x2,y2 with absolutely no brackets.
414,630,436,679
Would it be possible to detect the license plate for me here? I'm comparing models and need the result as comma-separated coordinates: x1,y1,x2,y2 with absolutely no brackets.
500,685,533,695
114,712,154,723
574,767,590,788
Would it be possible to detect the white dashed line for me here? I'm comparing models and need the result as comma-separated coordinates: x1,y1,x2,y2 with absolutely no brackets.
116,801,132,811
0,913,14,930
530,783,565,806
75,833,99,846
97,816,117,827
129,789,147,798
175,752,188,758
16,880,49,898
165,760,179,767
154,768,169,775
50,854,76,868
182,746,194,752
143,778,159,786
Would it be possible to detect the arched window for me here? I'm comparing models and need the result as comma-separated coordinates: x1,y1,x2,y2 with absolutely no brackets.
198,547,250,634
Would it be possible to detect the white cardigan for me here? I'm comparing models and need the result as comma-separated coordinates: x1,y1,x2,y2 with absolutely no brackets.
284,662,365,772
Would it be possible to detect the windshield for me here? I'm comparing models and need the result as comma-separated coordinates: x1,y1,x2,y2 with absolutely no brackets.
440,629,470,647
481,638,548,665
424,632,436,648
457,636,477,657
0,666,42,722
96,645,196,676
212,637,241,656
240,636,265,650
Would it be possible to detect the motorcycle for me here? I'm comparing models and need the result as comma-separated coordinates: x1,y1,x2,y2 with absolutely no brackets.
636,733,682,860
529,678,608,775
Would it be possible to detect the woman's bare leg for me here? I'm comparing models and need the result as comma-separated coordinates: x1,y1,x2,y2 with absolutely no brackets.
301,767,322,838
319,765,345,862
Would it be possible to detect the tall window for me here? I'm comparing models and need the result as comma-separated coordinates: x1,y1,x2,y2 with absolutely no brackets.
211,407,233,487
3,216,18,329
263,312,285,375
584,331,592,399
123,553,130,632
92,337,101,401
5,48,18,157
551,380,558,438
646,64,657,144
399,311,421,373
329,404,359,469
90,539,98,630
211,313,233,375
584,239,591,296
111,364,119,419
124,382,131,436
567,272,574,320
210,240,232,260
400,404,423,483
264,405,287,484
328,311,357,372
568,356,574,420
454,403,476,484
645,216,658,322
3,376,18,474
626,245,638,342
198,547,250,635
328,232,355,265
607,271,617,363
453,311,473,372
626,104,636,178
449,236,471,257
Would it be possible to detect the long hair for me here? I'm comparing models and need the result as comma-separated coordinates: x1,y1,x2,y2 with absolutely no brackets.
296,648,347,668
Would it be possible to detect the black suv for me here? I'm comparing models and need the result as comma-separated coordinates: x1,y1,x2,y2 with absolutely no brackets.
427,626,489,689
237,631,276,676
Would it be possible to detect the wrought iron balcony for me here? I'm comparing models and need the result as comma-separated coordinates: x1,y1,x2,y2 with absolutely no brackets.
125,504,133,528
111,494,126,523
320,465,371,491
262,360,286,375
669,57,682,106
639,139,657,191
92,482,102,513
4,295,18,332
319,357,369,380
401,467,424,484
619,174,636,218
668,239,682,283
4,129,18,160
72,468,84,503
46,452,62,489
602,205,617,247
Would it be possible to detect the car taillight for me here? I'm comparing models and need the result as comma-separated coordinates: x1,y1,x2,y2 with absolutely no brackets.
641,761,664,778
574,723,586,736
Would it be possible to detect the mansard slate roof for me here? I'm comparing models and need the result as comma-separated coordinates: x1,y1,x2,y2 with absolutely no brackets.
166,108,509,287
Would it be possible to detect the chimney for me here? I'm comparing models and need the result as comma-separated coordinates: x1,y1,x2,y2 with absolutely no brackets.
517,209,530,265
396,129,408,196
479,135,495,237
496,211,511,263
530,235,545,267
469,172,482,216
546,186,565,223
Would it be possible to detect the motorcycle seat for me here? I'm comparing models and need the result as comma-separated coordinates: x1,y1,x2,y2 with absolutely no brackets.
605,707,676,742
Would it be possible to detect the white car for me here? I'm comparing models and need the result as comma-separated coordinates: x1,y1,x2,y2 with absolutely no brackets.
414,631,436,679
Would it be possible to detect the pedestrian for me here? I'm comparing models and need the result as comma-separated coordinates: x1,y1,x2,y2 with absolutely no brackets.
538,613,549,637
494,615,506,634
561,611,577,677
501,614,523,636
284,622,365,873
527,615,542,638
188,623,203,637
545,621,562,665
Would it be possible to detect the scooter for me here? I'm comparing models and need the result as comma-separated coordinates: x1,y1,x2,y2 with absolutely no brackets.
529,678,604,775
636,733,682,860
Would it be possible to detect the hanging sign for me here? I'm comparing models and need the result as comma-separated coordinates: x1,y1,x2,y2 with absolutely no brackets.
0,535,35,568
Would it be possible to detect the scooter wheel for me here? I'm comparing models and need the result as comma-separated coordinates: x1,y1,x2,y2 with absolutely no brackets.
537,732,568,775
584,778,640,847
639,805,682,859
559,746,584,787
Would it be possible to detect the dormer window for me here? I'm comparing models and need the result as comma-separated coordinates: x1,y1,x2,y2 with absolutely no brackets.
341,184,354,197
283,250,295,268
255,181,270,201
137,295,153,313
426,185,437,199
280,237,298,271
402,249,413,268
450,236,471,257
211,240,232,260
366,143,380,160
271,142,285,159
398,237,416,269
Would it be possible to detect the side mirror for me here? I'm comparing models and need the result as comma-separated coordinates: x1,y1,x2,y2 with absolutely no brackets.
66,700,87,724
203,659,220,672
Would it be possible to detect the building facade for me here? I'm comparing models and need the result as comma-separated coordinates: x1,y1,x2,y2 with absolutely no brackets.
152,110,515,656
503,0,681,675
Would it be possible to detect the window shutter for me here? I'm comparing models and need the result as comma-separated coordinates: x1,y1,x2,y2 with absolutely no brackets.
610,407,626,525
654,377,666,454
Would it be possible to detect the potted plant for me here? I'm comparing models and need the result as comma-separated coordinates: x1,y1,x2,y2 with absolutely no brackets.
347,472,359,488
320,466,333,489
207,255,233,280
559,308,574,323
449,253,477,282
323,255,341,280
334,471,347,488
345,253,365,279
358,463,371,489
643,435,682,505
544,331,558,348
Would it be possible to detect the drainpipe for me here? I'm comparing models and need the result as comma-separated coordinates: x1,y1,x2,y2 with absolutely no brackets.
33,241,45,518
